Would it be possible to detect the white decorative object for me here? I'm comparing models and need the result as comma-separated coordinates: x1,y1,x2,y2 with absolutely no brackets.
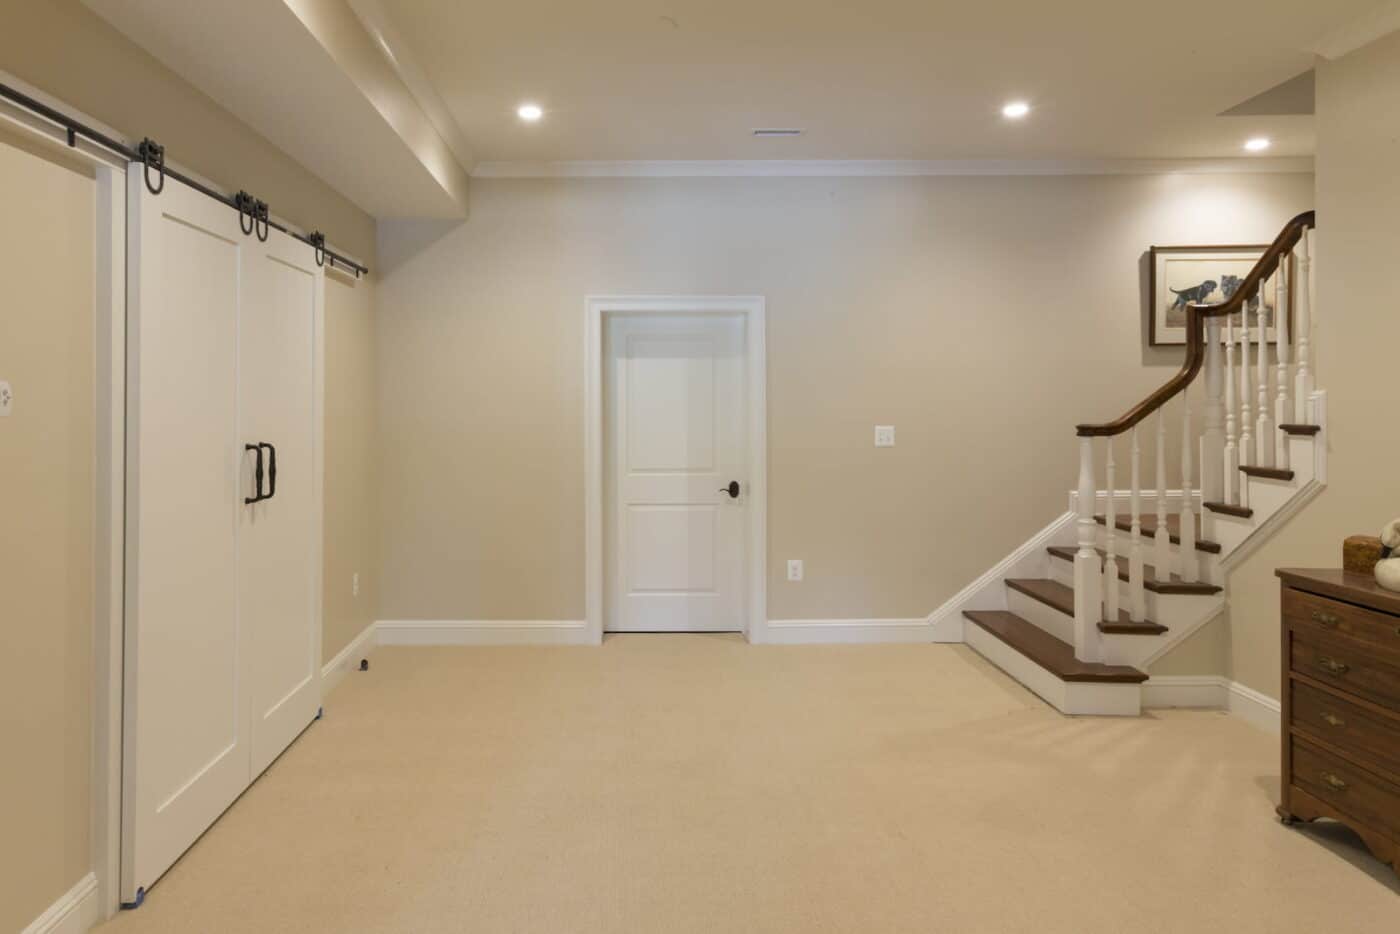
1377,518,1400,592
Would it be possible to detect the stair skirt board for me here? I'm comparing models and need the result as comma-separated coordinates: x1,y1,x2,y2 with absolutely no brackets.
965,621,1142,716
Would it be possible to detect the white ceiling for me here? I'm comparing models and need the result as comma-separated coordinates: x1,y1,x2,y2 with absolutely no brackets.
378,0,1381,163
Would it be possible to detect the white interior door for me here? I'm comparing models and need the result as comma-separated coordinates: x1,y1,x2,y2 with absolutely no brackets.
240,231,323,778
604,314,746,632
123,172,248,899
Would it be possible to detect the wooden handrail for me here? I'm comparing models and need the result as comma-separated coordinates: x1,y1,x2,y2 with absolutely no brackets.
1077,210,1316,438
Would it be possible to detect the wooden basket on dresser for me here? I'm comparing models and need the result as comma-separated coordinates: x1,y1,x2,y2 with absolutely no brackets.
1276,568,1400,879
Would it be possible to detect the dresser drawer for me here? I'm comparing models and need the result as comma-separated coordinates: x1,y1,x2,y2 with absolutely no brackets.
1291,679,1400,778
1292,738,1400,839
1285,587,1400,663
1291,634,1400,713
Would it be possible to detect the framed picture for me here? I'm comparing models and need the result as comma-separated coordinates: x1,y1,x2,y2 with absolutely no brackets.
1148,245,1285,346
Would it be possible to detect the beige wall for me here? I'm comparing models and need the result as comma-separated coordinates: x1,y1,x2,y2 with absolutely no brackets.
1208,32,1400,697
324,270,379,658
0,133,95,934
376,171,1314,623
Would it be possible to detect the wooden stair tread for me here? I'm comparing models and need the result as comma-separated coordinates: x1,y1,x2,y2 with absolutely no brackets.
1204,501,1253,519
1094,512,1221,555
1279,423,1321,436
1005,578,1167,635
1046,546,1222,595
963,611,1148,683
1240,465,1295,481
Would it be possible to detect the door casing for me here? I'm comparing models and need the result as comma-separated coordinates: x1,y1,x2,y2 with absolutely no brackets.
584,295,767,644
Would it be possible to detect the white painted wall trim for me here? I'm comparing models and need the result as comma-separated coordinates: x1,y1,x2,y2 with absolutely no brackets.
377,620,594,646
1142,675,1280,732
21,873,99,934
1307,1,1400,59
584,295,768,645
474,158,1314,179
762,619,933,645
926,512,1078,643
321,622,379,692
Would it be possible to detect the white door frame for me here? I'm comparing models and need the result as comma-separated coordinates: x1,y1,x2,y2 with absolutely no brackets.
584,295,767,644
0,74,128,921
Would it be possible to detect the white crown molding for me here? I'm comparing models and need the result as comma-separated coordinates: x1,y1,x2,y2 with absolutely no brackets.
472,157,1314,179
1307,1,1400,59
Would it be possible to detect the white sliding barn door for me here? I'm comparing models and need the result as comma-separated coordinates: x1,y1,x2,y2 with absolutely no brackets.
124,173,249,899
604,314,747,632
241,233,324,778
123,175,324,901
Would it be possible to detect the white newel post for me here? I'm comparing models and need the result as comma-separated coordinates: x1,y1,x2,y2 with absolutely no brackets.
1256,282,1274,468
1129,425,1146,622
1295,229,1314,422
1075,438,1103,663
1154,409,1171,579
1103,440,1119,623
1275,255,1292,469
1201,317,1225,503
1179,395,1198,582
1223,310,1239,504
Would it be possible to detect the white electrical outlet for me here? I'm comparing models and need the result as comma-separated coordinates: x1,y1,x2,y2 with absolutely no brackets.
874,425,895,447
0,380,11,417
787,559,803,582
352,572,360,597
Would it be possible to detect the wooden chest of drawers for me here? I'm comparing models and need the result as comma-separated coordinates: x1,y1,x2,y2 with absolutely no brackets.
1277,568,1400,879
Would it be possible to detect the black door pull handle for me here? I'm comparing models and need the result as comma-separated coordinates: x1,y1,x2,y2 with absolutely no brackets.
720,481,740,499
244,443,265,504
262,442,277,500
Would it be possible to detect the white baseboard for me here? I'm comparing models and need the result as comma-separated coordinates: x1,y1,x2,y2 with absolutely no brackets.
1142,675,1229,709
1142,675,1280,732
22,874,98,934
322,621,378,693
1227,680,1282,734
376,620,594,646
762,618,933,644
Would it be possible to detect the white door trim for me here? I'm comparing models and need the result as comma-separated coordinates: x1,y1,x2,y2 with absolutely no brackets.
585,295,767,644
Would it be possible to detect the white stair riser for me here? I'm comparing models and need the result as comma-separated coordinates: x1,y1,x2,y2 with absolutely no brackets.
965,622,1142,716
1006,588,1076,644
1203,510,1254,551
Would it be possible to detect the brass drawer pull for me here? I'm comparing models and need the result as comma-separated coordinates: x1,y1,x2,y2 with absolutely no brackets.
1316,656,1350,677
1321,712,1345,728
1321,772,1348,792
1311,610,1342,628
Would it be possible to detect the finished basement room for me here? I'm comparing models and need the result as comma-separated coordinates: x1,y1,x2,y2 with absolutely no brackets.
4,1,1400,932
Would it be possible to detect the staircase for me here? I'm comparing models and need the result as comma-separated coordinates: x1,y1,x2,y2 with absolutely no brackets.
961,212,1323,715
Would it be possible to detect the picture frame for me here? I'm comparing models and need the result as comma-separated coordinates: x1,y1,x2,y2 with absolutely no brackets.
1147,244,1286,347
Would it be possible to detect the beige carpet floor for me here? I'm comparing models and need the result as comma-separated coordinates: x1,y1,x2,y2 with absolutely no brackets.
100,637,1399,933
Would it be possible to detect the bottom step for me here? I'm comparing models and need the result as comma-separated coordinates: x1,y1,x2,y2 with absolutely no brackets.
963,610,1145,716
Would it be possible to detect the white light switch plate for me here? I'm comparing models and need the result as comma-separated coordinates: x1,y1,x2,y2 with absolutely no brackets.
0,380,11,417
874,425,895,447
787,559,803,582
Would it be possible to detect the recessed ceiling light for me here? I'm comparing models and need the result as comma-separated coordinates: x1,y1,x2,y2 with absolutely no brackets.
517,103,544,123
1244,136,1271,152
1002,101,1030,120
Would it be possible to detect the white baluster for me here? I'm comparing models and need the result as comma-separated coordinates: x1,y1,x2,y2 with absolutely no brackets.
1223,310,1239,505
1255,282,1274,468
1129,425,1145,623
1295,228,1314,422
1201,317,1225,503
1275,255,1292,469
1103,440,1119,624
1154,409,1171,580
1180,395,1198,582
1075,437,1103,664
1239,304,1254,470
